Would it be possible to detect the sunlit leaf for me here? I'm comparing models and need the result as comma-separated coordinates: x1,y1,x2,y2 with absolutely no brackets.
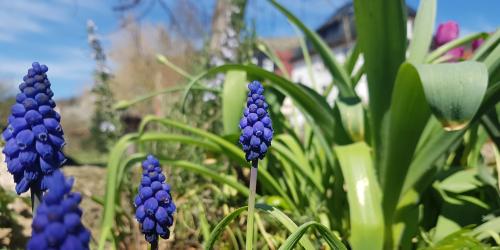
335,142,384,250
222,70,247,135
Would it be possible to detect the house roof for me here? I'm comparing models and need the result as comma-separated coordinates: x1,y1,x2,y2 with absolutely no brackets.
291,2,417,61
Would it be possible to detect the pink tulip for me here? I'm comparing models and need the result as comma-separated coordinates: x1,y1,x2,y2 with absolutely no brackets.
435,21,459,47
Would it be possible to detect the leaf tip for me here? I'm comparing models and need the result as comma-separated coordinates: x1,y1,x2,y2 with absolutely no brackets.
441,120,469,131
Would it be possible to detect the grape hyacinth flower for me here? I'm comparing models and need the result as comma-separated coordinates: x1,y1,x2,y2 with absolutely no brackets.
2,62,66,197
27,170,90,250
238,81,273,249
134,155,176,249
239,81,273,162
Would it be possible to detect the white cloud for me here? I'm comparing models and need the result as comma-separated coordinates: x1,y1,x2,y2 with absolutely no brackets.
0,0,108,44
0,57,92,81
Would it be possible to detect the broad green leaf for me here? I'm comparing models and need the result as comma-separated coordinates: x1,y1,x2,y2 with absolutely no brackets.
268,0,355,98
222,70,247,135
401,80,500,197
278,221,347,250
335,142,384,250
336,98,365,142
379,63,431,224
353,0,407,166
418,62,488,130
204,204,316,250
381,62,489,227
408,0,436,64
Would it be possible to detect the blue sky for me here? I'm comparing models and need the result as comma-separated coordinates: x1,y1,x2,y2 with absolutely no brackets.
0,0,498,99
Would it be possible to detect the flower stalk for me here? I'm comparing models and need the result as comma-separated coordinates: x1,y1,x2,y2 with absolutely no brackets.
30,189,42,212
246,160,258,250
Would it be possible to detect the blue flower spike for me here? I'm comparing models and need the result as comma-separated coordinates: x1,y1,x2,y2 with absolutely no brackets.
2,62,66,195
239,81,273,249
134,155,176,249
239,81,273,163
27,170,90,250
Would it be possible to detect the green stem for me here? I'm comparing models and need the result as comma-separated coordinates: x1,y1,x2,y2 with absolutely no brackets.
31,189,42,213
246,160,258,250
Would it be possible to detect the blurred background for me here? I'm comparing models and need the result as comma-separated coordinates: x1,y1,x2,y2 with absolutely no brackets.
0,0,498,249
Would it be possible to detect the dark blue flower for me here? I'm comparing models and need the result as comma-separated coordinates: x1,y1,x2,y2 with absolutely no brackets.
239,81,273,162
2,62,66,194
27,170,90,250
134,155,176,244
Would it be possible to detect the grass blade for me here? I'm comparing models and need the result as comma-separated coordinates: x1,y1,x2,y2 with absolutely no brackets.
114,85,218,110
408,0,436,64
278,221,347,250
205,204,316,250
178,64,336,140
268,0,355,98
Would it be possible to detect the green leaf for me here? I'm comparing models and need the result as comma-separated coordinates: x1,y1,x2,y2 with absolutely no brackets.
204,204,316,250
336,98,365,142
98,134,138,250
256,41,290,80
160,159,250,197
424,228,491,250
473,29,500,61
278,221,347,250
204,207,247,250
353,0,407,166
438,169,482,193
379,63,431,224
483,41,500,76
345,43,360,75
335,142,384,250
433,191,490,242
471,217,500,241
268,0,355,98
138,116,297,210
179,64,336,141
222,70,247,135
380,62,489,227
408,0,436,64
418,62,488,130
113,85,218,110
